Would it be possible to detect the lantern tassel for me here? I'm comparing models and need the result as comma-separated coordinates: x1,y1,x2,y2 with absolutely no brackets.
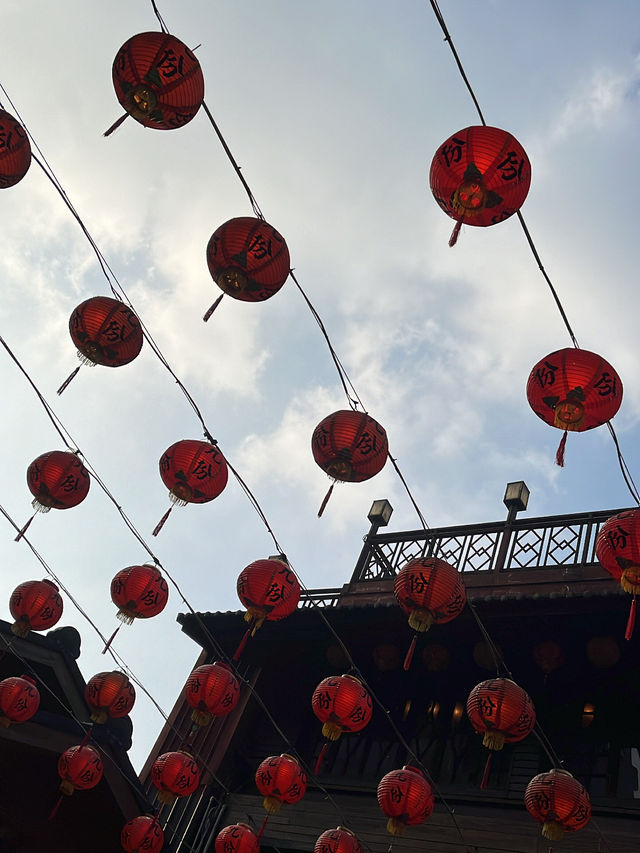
555,430,568,467
104,112,129,137
314,742,329,775
14,513,35,542
448,216,464,247
102,625,121,654
203,294,224,322
625,595,636,641
403,634,418,671
48,795,64,822
480,752,493,789
233,626,252,661
152,506,173,537
256,815,269,841
56,365,81,395
317,483,334,517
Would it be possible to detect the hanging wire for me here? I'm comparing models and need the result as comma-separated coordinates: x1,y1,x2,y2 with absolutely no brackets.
150,0,170,34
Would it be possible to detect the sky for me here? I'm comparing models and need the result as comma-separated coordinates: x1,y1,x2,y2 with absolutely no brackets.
1,0,640,771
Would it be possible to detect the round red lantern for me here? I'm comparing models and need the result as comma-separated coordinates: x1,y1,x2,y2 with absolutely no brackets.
58,744,103,795
185,661,240,726
9,578,63,637
526,348,622,466
466,678,536,751
237,558,300,631
215,823,260,853
0,675,40,726
110,32,204,131
121,815,164,853
85,671,135,724
595,508,640,639
377,765,434,835
0,109,31,188
205,216,290,310
532,640,565,677
312,675,372,741
524,768,591,841
26,450,90,512
151,750,200,805
110,564,169,624
429,125,531,245
314,827,363,853
255,754,307,814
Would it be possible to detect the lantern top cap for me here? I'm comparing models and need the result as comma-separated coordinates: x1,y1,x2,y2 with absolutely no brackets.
368,499,393,526
503,481,529,512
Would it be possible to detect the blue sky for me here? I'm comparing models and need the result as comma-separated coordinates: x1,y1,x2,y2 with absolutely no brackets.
1,0,640,769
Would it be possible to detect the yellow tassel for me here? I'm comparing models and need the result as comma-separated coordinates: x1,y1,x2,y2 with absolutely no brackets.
321,722,343,741
191,709,211,727
542,820,564,841
482,731,505,751
408,609,433,632
621,568,640,595
386,818,405,836
263,796,281,814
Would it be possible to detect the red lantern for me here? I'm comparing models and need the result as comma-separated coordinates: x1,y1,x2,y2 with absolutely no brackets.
237,558,300,631
215,824,260,853
58,744,103,795
110,32,204,132
121,815,164,853
255,754,307,814
151,751,200,805
314,827,363,853
311,675,372,741
595,509,640,639
0,675,40,726
526,348,622,466
85,671,136,724
204,217,290,317
26,450,90,512
524,768,591,841
429,125,531,246
9,578,63,637
377,765,434,835
0,109,31,188
466,678,536,751
110,564,169,624
185,661,240,726
532,640,565,677
154,439,228,535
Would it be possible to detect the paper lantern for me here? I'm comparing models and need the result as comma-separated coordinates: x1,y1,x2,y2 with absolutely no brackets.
0,109,31,188
58,744,103,795
255,754,306,814
372,643,401,672
151,751,200,805
110,32,204,131
215,824,260,853
429,125,531,245
185,661,240,726
526,348,622,466
110,564,169,624
596,509,640,639
0,675,40,726
314,827,363,853
466,678,536,751
532,640,565,676
586,635,620,669
85,671,136,724
154,439,228,534
121,815,164,853
9,578,63,637
236,558,300,632
312,675,372,741
524,769,591,841
377,765,434,835
26,450,90,512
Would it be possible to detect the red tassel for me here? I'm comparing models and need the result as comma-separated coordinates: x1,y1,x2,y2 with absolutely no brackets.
256,815,269,841
152,506,173,537
233,627,252,661
314,742,328,775
403,635,418,671
625,595,636,641
104,113,129,137
56,365,81,395
555,430,568,467
203,294,224,322
102,625,121,654
48,795,63,821
317,483,334,517
448,217,464,247
14,513,35,542
480,752,492,789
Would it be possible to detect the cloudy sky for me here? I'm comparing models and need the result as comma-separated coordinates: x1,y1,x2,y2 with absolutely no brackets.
2,0,640,770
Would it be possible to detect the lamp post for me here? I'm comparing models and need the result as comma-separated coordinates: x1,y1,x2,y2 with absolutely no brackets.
494,481,530,573
350,500,394,582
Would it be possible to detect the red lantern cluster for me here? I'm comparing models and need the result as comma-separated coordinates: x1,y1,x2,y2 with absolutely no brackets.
524,768,591,841
85,671,136,724
466,678,536,751
58,744,103,795
26,450,90,512
377,765,434,835
429,125,531,245
595,508,640,639
0,675,40,726
255,754,307,814
151,750,200,805
185,661,240,726
9,578,63,637
121,815,164,853
314,827,363,853
206,217,290,303
312,410,388,484
111,32,204,130
236,558,301,631
394,557,466,632
110,564,169,624
215,823,260,853
311,674,372,741
0,109,31,188
68,296,143,368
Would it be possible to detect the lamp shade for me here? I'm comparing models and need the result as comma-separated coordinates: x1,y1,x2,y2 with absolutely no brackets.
0,109,31,187
524,769,591,841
